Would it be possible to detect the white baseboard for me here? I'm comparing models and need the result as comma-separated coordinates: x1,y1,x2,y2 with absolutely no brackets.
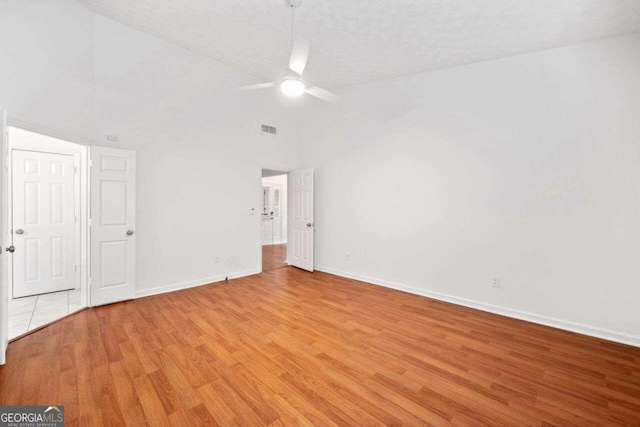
315,265,640,348
135,268,261,299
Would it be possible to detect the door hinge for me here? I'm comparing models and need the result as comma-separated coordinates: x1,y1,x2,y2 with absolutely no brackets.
75,265,78,272
73,166,78,174
88,277,92,287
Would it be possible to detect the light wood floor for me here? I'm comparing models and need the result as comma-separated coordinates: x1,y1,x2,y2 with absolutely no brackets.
1,267,639,425
262,243,287,272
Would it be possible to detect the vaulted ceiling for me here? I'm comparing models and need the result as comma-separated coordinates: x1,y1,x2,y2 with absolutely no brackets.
79,0,640,89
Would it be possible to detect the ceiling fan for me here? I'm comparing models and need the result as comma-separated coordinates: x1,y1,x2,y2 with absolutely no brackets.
238,0,338,103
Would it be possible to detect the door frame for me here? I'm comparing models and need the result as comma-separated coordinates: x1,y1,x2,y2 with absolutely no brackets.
258,167,290,272
5,124,90,310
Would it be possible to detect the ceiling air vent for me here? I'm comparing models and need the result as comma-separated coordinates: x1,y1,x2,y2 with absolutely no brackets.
261,124,276,135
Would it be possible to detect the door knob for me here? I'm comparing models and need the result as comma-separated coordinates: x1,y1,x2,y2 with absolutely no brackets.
15,229,24,235
126,230,134,236
6,246,15,253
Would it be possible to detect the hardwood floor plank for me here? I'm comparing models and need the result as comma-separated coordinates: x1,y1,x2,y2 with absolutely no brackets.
196,383,239,425
110,360,139,411
209,378,268,426
266,394,316,427
133,374,173,427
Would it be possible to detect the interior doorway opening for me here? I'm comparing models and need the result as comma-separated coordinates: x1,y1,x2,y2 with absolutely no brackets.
261,169,288,272
6,126,89,339
1,119,136,358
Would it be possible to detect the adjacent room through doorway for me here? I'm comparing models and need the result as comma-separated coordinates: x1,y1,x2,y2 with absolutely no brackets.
261,169,288,272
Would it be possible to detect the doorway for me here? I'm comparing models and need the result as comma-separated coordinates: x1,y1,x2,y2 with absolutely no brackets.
6,126,88,338
261,169,288,272
2,115,138,363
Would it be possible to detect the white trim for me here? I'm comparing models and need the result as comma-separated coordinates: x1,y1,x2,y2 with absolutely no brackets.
315,265,640,348
84,148,91,308
135,269,261,299
1,110,9,365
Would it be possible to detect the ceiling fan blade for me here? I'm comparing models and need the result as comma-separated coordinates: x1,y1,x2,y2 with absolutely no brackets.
237,82,275,91
305,86,339,103
289,37,311,75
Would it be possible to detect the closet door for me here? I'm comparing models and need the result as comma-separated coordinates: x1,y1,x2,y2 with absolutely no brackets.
90,146,136,306
12,150,76,297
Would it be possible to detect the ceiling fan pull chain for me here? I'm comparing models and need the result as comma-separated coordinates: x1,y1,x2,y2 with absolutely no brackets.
291,3,295,50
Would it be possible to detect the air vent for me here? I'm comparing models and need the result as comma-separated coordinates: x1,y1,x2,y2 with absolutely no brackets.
261,124,276,135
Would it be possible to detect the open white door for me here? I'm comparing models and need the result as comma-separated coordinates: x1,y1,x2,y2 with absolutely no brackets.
1,111,9,365
287,167,314,272
90,146,136,306
12,150,76,297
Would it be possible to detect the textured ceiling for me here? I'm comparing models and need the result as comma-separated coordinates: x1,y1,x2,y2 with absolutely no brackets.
78,0,640,89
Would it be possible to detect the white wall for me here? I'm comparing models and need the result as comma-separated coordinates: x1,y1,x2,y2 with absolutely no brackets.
299,33,640,345
0,0,95,143
0,0,301,296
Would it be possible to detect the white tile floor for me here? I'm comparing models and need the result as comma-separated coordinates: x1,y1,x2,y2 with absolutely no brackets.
8,289,83,339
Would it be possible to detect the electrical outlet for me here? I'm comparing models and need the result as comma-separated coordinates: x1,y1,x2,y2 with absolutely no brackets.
345,253,351,261
492,276,501,288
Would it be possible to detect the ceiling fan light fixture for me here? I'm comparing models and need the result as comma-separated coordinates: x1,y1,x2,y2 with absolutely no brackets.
280,77,305,97
234,0,337,103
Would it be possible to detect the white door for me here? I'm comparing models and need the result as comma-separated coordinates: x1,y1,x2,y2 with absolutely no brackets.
90,146,136,306
261,217,274,245
12,150,76,298
261,185,274,245
272,184,283,243
1,111,9,365
287,168,314,271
